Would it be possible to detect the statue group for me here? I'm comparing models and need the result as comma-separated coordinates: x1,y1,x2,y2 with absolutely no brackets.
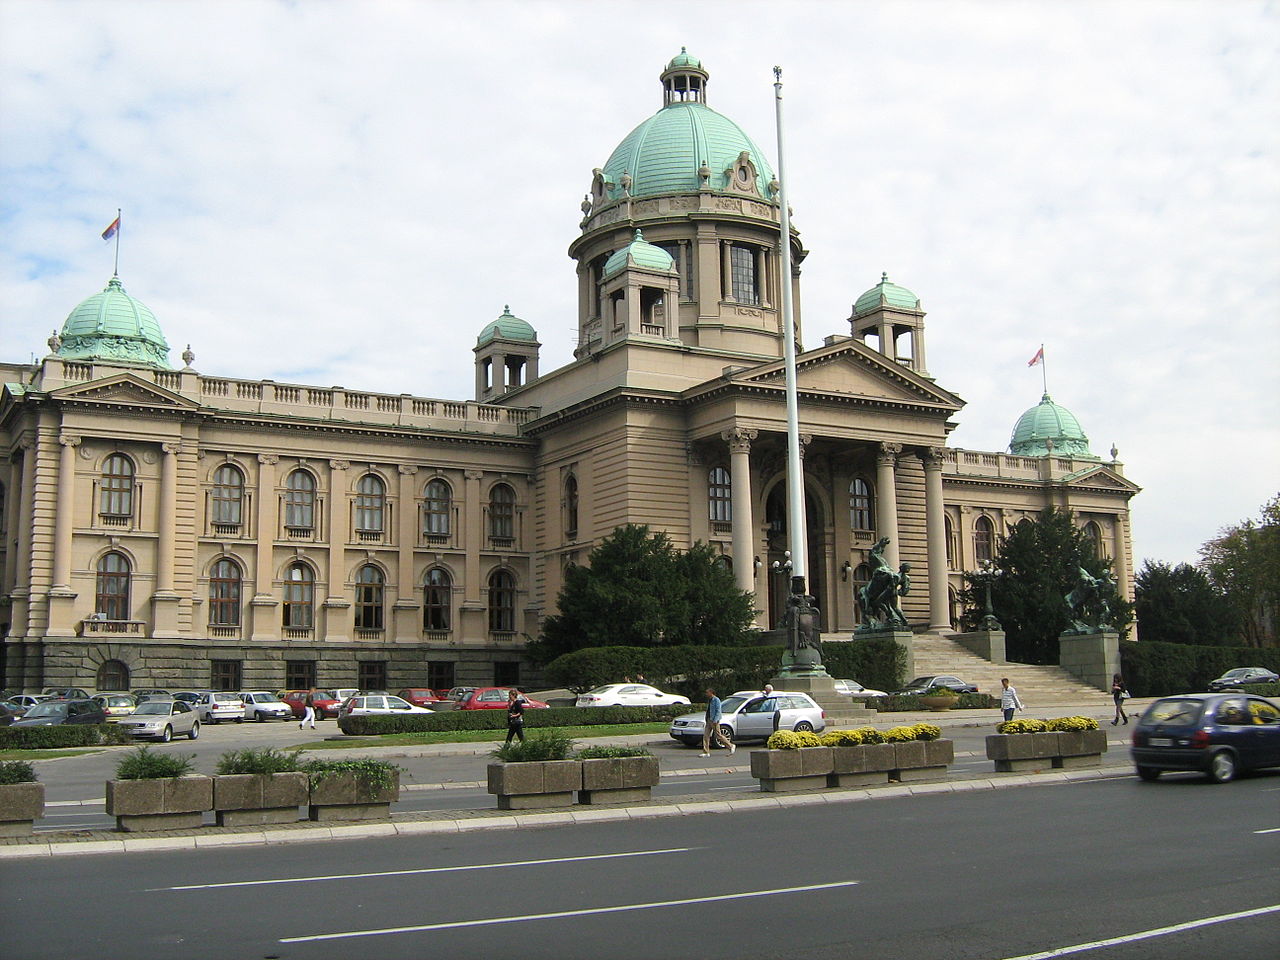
1064,566,1117,634
857,537,911,631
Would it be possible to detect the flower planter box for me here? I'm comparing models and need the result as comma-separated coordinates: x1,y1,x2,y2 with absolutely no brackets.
0,782,45,837
750,747,834,793
986,730,1107,772
213,772,308,826
578,756,659,805
891,739,955,782
1051,729,1108,769
828,743,896,787
307,770,399,822
106,776,213,832
487,760,582,809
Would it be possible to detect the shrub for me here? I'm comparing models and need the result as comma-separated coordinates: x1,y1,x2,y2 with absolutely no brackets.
115,746,195,780
0,760,37,784
996,718,1050,735
869,692,996,712
766,730,824,749
882,726,918,742
818,639,907,693
1045,716,1099,731
0,724,130,750
1242,682,1280,698
337,703,692,736
909,722,942,741
1120,640,1280,697
491,730,576,762
215,747,303,775
301,757,400,791
575,745,653,759
821,729,869,746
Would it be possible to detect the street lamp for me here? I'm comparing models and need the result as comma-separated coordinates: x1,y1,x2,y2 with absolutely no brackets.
967,559,1003,631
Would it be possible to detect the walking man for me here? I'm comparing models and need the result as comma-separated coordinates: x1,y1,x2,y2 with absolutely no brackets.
505,688,527,745
300,690,317,730
700,687,736,757
999,677,1023,723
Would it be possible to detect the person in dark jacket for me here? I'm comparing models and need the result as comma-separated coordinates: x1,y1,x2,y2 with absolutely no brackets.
505,688,527,744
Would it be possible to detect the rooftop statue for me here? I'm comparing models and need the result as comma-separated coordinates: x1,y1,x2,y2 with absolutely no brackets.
857,537,911,631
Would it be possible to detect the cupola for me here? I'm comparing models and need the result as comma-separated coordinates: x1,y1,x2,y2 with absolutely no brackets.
56,276,171,368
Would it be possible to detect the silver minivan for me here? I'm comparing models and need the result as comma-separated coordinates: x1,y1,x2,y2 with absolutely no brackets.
668,691,826,747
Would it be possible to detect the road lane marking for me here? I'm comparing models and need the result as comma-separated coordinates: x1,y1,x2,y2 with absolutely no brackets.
1253,827,1280,834
279,880,861,942
159,847,695,891
999,903,1280,959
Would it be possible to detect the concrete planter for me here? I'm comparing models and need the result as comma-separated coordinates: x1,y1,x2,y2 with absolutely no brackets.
1052,729,1109,768
213,772,308,826
0,782,45,837
828,743,895,787
487,760,582,810
750,747,834,793
986,730,1107,772
892,739,955,782
578,756,659,805
106,776,213,832
307,770,400,822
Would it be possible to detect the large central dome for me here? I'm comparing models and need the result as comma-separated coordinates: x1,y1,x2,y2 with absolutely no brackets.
600,50,776,200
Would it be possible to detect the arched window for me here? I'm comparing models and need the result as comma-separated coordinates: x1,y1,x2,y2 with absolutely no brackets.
973,516,994,564
211,464,245,527
489,483,515,540
423,478,452,537
96,659,130,692
708,467,731,523
945,515,956,568
849,478,873,531
564,475,579,538
423,568,451,631
355,474,385,534
1084,521,1105,559
354,565,384,631
283,562,314,629
284,470,316,530
488,569,516,633
209,558,242,626
100,454,134,519
95,552,131,620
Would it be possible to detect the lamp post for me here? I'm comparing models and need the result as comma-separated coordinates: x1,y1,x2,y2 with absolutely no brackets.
968,560,1003,632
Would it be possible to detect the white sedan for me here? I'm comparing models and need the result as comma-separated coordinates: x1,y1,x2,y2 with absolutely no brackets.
834,679,889,699
575,684,691,708
338,694,435,718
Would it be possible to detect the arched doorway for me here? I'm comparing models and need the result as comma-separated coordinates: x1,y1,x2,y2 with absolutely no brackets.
764,483,828,631
96,659,130,691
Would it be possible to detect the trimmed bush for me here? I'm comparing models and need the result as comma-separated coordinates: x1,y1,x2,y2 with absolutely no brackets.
491,731,576,762
1120,641,1280,698
1242,682,1280,698
996,718,1050,734
818,639,907,694
766,730,825,749
301,757,400,792
575,745,654,759
0,724,130,750
115,746,195,780
868,692,997,712
0,760,37,784
337,703,693,736
820,728,881,746
1046,716,1100,731
215,748,303,775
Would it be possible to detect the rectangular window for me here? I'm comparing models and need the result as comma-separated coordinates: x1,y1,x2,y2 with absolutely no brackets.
730,245,759,305
210,659,242,692
285,660,316,690
494,661,521,687
357,661,387,691
426,661,455,691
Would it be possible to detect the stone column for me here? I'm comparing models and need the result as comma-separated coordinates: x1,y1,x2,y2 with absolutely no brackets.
875,442,901,568
721,427,758,601
922,447,952,632
393,464,420,640
51,433,80,592
249,454,279,642
721,241,734,302
151,442,182,637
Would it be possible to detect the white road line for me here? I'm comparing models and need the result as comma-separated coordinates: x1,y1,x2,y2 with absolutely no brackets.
159,847,695,891
999,903,1280,959
279,880,861,943
1253,827,1280,834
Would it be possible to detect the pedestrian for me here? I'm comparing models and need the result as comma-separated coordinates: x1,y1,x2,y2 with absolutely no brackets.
300,689,316,730
505,688,527,744
999,677,1023,723
700,687,736,757
1111,673,1130,725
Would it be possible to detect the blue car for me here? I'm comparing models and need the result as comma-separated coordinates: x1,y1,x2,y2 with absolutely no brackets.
1130,693,1280,783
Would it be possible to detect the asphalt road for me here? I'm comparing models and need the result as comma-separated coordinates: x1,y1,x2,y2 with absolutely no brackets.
5,774,1278,959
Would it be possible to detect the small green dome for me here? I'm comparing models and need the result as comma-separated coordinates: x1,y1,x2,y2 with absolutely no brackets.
666,46,702,70
1009,393,1097,458
603,229,676,278
477,305,538,346
853,272,921,316
57,276,170,368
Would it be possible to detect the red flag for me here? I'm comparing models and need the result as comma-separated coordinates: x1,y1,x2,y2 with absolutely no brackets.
1027,346,1044,367
101,216,120,242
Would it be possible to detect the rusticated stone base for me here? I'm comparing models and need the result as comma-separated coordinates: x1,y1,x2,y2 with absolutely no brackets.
116,811,204,832
1053,754,1102,769
578,787,653,805
759,774,830,793
993,758,1052,773
496,792,575,810
827,771,890,788
308,802,392,821
217,806,301,826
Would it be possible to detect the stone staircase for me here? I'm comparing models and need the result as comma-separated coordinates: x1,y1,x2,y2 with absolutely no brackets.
824,631,1110,706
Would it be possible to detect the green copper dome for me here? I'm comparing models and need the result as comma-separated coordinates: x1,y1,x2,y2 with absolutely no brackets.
477,305,537,346
57,276,170,368
853,273,921,316
666,46,701,70
603,229,676,278
1009,393,1097,458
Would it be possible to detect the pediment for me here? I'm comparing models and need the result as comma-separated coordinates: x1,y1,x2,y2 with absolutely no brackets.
1061,464,1142,493
51,373,198,410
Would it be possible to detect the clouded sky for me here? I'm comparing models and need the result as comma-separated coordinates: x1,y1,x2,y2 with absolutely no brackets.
2,0,1276,569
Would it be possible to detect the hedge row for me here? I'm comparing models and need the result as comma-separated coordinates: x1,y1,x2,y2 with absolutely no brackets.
1120,641,1280,698
0,724,131,750
868,692,998,712
337,703,695,736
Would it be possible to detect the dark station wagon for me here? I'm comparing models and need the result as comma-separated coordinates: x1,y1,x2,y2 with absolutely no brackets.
1130,693,1280,783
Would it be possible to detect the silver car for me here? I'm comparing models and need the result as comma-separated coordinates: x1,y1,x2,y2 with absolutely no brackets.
119,699,200,741
196,691,245,724
668,691,826,747
238,691,292,722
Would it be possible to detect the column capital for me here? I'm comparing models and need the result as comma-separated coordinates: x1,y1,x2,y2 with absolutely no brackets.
797,433,813,459
465,469,484,481
329,458,350,472
877,441,902,462
161,441,182,456
257,453,279,465
58,433,82,447
921,446,947,469
721,427,758,454
397,464,419,476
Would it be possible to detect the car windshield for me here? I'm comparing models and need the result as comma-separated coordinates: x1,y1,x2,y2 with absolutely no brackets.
316,690,338,699
213,694,240,702
585,685,616,695
719,696,750,714
1143,698,1205,727
906,678,934,687
24,703,69,718
106,696,133,706
133,702,171,715
248,693,282,702
1222,669,1250,679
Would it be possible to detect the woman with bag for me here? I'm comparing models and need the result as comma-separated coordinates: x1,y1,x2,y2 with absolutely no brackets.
1111,673,1129,725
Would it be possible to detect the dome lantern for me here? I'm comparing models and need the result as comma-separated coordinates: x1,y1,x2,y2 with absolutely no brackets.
661,47,709,106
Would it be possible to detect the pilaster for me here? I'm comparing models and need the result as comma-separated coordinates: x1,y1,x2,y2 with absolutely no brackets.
249,454,278,642
922,447,951,632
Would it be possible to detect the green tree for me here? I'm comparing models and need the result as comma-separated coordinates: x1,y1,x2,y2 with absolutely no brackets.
532,524,757,661
1200,493,1280,647
958,507,1133,664
1134,560,1237,645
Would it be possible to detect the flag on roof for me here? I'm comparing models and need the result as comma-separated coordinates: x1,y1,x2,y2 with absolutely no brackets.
1027,346,1044,367
101,215,120,242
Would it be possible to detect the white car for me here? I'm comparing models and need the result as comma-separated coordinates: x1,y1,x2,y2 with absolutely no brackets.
238,691,293,722
196,691,245,724
337,694,435,718
834,679,888,699
575,683,691,708
668,691,826,747
119,699,200,741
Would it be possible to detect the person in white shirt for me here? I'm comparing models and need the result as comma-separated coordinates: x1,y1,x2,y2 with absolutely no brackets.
999,677,1024,722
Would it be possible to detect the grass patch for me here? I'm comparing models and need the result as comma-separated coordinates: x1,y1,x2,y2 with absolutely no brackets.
297,721,671,750
0,748,108,761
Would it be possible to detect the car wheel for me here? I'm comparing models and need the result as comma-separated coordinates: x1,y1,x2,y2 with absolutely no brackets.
160,725,172,743
188,722,200,741
1136,766,1160,782
234,717,243,723
208,716,218,725
255,712,265,722
794,721,814,733
1207,750,1236,783
719,723,735,744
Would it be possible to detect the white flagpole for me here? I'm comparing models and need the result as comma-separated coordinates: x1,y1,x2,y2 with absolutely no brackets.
1040,343,1048,394
113,208,121,277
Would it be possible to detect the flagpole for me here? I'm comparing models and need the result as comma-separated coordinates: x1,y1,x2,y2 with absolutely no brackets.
113,208,121,277
1040,342,1047,394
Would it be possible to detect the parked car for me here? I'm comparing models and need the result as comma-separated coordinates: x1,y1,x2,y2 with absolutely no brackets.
236,691,292,722
445,686,477,701
669,691,826,747
1207,667,1280,692
0,703,21,726
891,675,979,695
337,694,436,719
457,687,550,710
92,694,138,720
171,691,203,707
1131,693,1280,782
397,688,445,708
4,694,51,715
833,679,889,699
195,691,245,724
119,699,200,741
131,689,172,704
333,688,360,703
41,687,93,700
574,683,691,708
11,699,107,726
281,689,343,719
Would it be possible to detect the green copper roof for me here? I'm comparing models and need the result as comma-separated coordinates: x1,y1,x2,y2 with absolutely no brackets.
1009,393,1098,458
603,229,676,278
666,46,702,70
477,305,538,346
57,276,170,368
853,273,921,315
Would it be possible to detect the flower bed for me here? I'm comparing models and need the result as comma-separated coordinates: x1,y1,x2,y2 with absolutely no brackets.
751,725,952,792
985,717,1107,772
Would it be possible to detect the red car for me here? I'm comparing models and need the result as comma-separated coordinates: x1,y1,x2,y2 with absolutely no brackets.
457,687,549,710
281,689,342,719
397,688,445,709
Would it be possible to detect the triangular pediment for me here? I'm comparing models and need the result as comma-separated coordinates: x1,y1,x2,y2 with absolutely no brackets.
51,373,198,410
1060,464,1142,493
